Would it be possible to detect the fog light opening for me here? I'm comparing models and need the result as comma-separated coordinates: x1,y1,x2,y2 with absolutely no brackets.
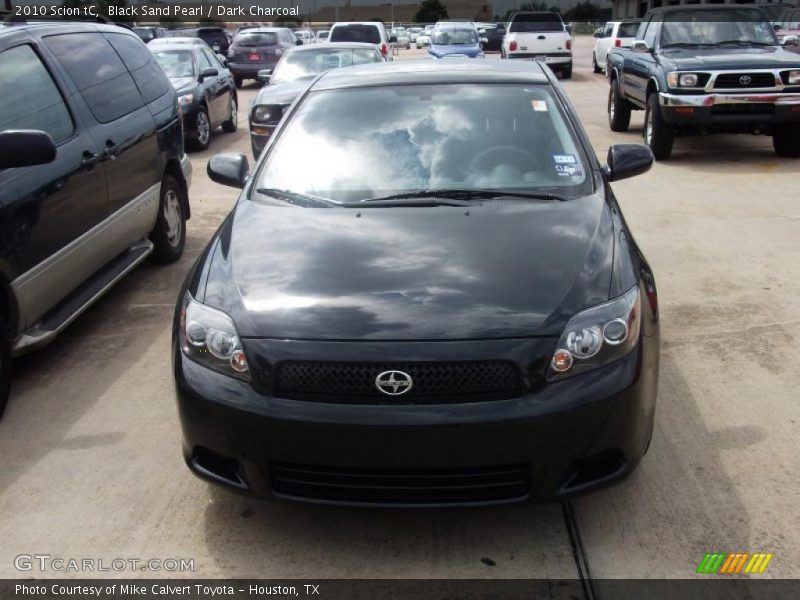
191,446,248,490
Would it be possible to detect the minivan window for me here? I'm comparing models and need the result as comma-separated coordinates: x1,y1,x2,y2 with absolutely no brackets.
235,32,278,46
0,45,73,143
509,14,564,33
45,33,143,123
330,24,381,44
255,84,589,204
105,33,172,103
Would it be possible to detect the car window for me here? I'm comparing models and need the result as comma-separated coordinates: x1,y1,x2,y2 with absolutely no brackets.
202,48,222,68
197,49,213,70
643,19,658,47
509,13,564,33
432,29,479,44
0,44,73,143
603,23,614,37
255,84,590,204
45,32,143,124
152,49,195,78
660,10,776,46
105,33,172,104
236,32,279,46
330,24,382,44
618,22,639,38
271,48,381,83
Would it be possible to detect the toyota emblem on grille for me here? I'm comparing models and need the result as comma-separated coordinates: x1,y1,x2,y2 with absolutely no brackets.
375,370,413,396
739,75,752,85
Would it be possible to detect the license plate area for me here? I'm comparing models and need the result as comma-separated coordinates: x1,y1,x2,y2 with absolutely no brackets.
248,53,261,61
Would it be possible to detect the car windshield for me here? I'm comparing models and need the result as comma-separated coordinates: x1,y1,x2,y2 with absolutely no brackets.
271,48,381,83
509,14,564,33
661,10,777,45
236,32,279,46
153,50,195,78
432,29,479,44
330,25,382,44
254,84,590,204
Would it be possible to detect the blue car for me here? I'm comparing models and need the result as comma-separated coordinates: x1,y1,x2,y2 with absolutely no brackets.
428,25,485,59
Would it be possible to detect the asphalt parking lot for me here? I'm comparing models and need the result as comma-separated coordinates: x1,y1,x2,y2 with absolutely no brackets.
1,38,798,582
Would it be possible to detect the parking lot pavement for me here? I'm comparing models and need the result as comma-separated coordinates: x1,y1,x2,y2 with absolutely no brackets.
1,39,798,583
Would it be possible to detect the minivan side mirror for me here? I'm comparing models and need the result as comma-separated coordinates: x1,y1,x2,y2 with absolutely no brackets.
604,144,654,182
208,153,250,189
631,40,651,53
0,130,56,169
199,67,218,80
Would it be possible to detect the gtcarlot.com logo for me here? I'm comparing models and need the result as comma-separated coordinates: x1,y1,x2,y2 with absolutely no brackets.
696,552,773,574
15,554,195,573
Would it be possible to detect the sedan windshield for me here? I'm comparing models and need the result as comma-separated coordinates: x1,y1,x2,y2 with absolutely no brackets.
255,84,590,204
432,29,479,44
271,48,381,83
661,10,777,46
153,50,195,78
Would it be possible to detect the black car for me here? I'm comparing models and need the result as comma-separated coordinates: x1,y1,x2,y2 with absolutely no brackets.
151,42,238,151
0,20,193,416
478,23,505,52
175,26,230,56
228,27,301,88
132,26,167,44
173,60,660,507
606,6,800,159
249,43,384,157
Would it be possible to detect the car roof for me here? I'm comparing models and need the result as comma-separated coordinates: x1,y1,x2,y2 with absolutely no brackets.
289,41,379,52
313,59,550,91
0,20,135,35
331,22,384,27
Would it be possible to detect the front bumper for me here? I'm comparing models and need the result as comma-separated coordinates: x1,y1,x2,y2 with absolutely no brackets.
659,91,800,126
173,334,658,507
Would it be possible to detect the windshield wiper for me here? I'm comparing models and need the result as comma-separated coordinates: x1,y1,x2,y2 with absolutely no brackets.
712,40,773,47
254,188,340,208
359,188,566,203
662,42,716,48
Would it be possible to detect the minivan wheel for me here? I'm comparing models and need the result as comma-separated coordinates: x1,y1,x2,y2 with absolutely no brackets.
0,317,11,419
222,96,238,133
190,106,211,151
772,125,800,158
149,174,186,264
608,78,631,132
644,93,674,160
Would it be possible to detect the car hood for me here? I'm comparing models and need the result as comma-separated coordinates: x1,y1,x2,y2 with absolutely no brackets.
429,44,482,58
662,46,800,70
169,76,196,92
201,193,615,340
253,78,313,106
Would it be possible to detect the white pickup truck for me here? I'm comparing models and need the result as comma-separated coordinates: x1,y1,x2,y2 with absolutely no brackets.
501,12,573,78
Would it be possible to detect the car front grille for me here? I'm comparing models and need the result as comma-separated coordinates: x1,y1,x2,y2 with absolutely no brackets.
274,360,522,403
270,462,531,506
714,73,777,89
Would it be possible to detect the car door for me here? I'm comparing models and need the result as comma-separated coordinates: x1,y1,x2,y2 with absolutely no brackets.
200,47,231,126
0,38,109,332
625,19,657,105
597,22,613,66
43,31,161,237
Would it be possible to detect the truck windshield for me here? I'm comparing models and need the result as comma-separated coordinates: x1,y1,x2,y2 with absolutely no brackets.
509,14,564,33
661,10,777,46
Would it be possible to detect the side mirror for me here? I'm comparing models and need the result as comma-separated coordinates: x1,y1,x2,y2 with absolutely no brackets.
481,37,489,44
216,53,228,66
199,67,218,80
207,153,249,189
782,35,799,47
604,144,653,182
631,40,650,53
0,130,56,169
257,69,272,82
389,35,397,43
295,39,303,46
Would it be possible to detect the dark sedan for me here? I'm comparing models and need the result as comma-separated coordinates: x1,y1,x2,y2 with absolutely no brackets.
249,43,384,157
174,61,660,507
151,42,238,150
228,27,300,88
478,23,506,52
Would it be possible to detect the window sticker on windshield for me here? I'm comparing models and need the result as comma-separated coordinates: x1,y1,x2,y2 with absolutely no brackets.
553,154,581,176
531,100,548,112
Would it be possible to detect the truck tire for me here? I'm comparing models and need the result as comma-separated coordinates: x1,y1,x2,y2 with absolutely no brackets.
149,174,187,264
608,78,631,132
561,63,572,79
772,125,800,158
644,93,674,160
0,315,10,419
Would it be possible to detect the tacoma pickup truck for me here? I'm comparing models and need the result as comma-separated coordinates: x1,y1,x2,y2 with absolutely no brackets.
606,5,800,159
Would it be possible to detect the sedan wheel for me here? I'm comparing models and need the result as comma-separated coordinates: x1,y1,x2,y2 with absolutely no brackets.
195,109,210,149
222,96,238,133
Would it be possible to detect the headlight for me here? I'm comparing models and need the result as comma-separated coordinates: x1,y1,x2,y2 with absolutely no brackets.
180,294,250,380
787,70,800,85
667,72,700,87
177,93,194,105
548,285,641,381
252,104,282,124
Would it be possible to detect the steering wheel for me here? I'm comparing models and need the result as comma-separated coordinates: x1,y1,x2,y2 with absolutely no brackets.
467,145,541,175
